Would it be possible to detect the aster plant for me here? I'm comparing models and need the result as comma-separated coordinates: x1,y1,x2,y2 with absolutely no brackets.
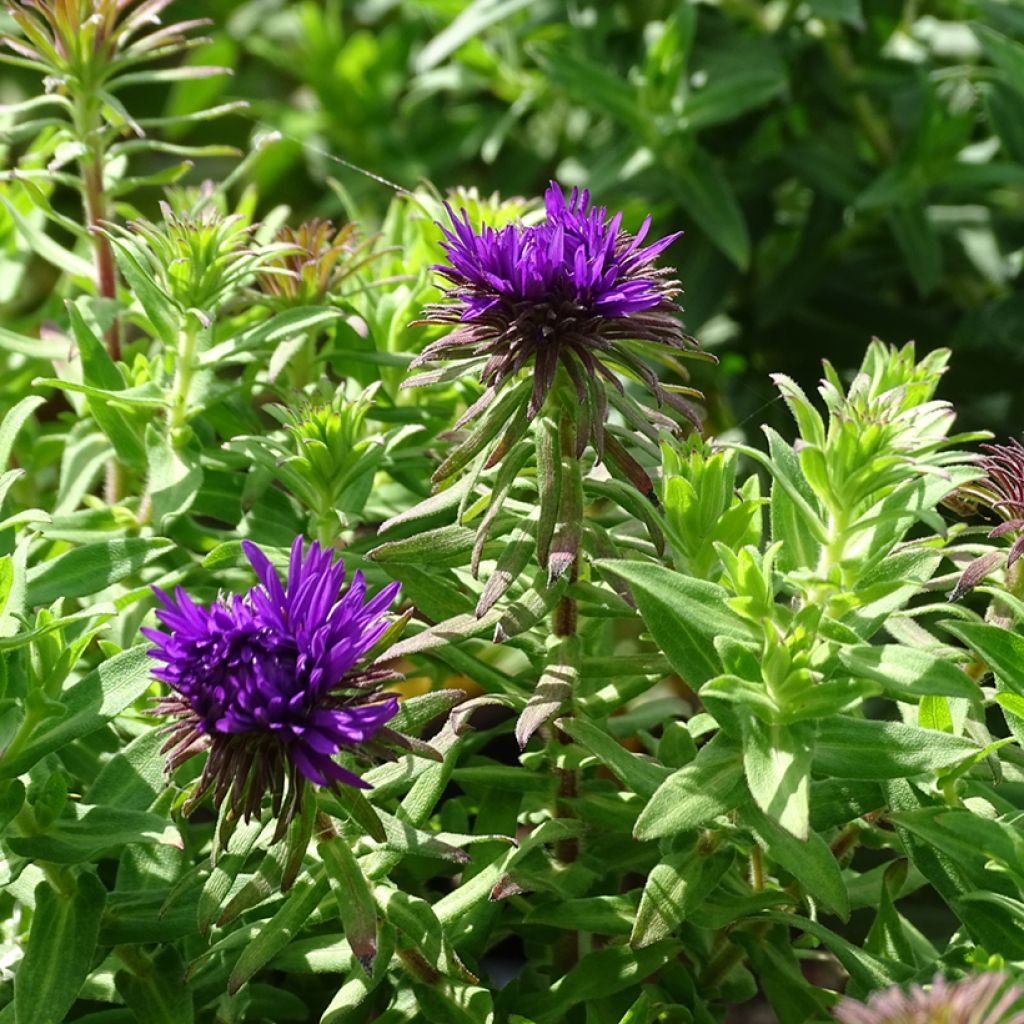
143,537,404,835
9,7,1024,1015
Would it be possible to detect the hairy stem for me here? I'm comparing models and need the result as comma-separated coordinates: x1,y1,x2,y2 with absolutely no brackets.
168,320,200,443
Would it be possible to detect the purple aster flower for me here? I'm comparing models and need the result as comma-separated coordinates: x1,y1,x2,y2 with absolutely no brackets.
950,439,1024,600
406,182,702,470
833,972,1024,1024
143,537,402,829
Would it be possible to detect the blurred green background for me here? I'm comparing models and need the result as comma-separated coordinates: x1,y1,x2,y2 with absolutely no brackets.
10,0,1024,438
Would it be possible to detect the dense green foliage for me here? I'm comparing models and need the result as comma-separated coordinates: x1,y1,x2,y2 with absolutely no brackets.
2,2,1024,1024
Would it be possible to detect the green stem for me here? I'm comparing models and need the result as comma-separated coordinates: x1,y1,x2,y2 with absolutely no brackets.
807,506,850,608
168,320,200,444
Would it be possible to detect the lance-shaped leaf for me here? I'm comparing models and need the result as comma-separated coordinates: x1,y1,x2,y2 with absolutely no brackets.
227,870,329,995
6,805,182,864
558,715,669,800
838,643,981,703
595,560,756,688
320,835,378,974
370,521,507,569
476,511,537,616
432,379,532,484
493,571,567,643
15,872,106,1024
377,885,476,982
26,537,174,607
814,716,979,780
745,801,849,920
631,836,734,948
66,300,146,469
471,440,533,577
740,712,815,840
146,425,202,530
942,620,1024,695
0,395,44,469
517,635,580,748
198,818,267,934
534,416,561,569
633,733,745,839
549,453,583,584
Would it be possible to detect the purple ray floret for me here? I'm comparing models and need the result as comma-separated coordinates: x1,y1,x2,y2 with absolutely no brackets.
143,537,401,825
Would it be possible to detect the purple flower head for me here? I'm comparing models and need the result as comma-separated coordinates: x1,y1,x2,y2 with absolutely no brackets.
144,537,402,829
833,972,1024,1024
407,182,702,467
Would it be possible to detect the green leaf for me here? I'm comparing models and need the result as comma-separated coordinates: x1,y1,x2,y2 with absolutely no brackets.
0,645,154,778
734,927,834,1023
0,396,44,470
745,803,849,919
66,301,146,469
528,40,646,131
672,147,750,270
15,872,106,1024
200,307,343,366
377,886,472,981
0,326,61,361
516,941,681,1023
975,22,1024,98
320,836,378,969
630,838,733,948
525,894,637,935
633,734,745,840
106,236,180,349
416,0,535,72
942,620,1024,695
764,911,908,996
740,714,814,839
0,191,94,279
838,644,981,703
557,715,670,800
33,377,170,409
85,728,166,810
228,871,329,994
863,860,917,966
145,426,202,529
115,948,194,1024
26,537,174,607
595,560,754,687
814,717,979,780
7,804,181,863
